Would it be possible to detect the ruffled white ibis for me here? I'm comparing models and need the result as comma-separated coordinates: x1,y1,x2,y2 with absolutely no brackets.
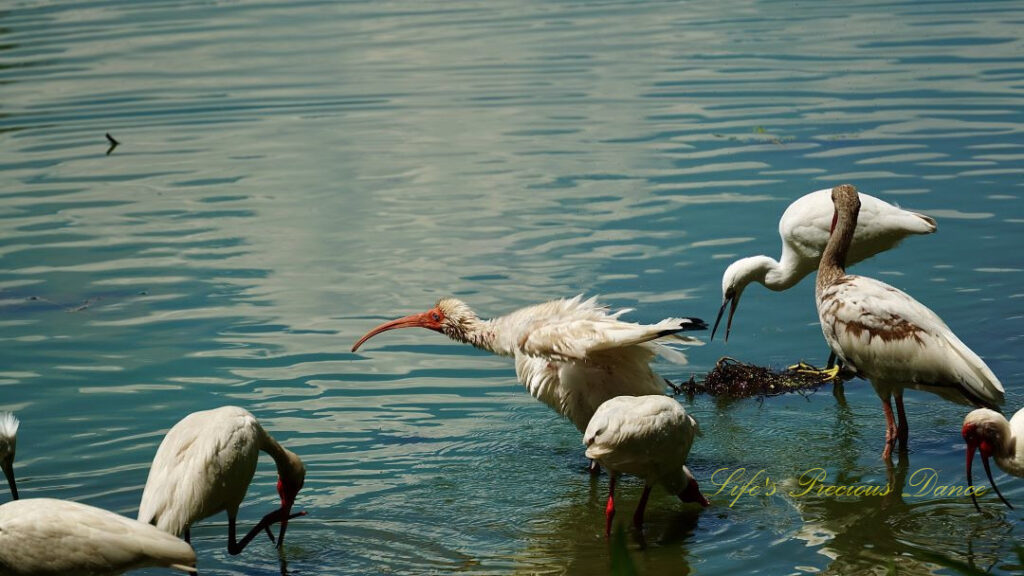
0,498,197,575
351,296,706,445
1,412,18,500
138,406,306,554
816,184,1004,459
713,187,937,341
962,407,1022,510
583,395,708,535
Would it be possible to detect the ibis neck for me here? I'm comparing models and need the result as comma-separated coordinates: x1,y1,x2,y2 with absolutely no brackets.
994,420,1023,476
817,210,857,293
445,316,503,355
257,425,302,478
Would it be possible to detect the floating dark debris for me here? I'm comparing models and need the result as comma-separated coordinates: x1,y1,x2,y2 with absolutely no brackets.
674,356,837,399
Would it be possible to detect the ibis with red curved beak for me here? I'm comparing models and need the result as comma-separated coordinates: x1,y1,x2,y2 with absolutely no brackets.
352,296,706,443
962,407,1022,510
138,406,306,556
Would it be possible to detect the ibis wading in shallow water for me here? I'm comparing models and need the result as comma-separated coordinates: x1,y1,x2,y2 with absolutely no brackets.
584,395,708,535
1,412,18,500
713,187,936,341
962,407,1023,510
138,406,306,555
815,185,1003,460
0,498,197,576
352,296,706,467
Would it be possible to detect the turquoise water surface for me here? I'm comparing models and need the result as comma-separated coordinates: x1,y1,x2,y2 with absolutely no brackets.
1,1,1022,574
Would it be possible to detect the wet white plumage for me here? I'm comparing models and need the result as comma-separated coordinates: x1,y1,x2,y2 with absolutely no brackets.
138,406,304,543
584,395,699,488
0,498,196,576
502,297,703,433
353,295,705,434
715,187,936,340
584,395,706,533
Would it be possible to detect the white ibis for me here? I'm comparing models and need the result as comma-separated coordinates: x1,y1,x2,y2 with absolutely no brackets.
962,407,1022,510
713,187,937,341
815,184,1004,459
138,406,306,554
0,497,197,575
1,412,18,500
583,395,708,535
351,296,706,443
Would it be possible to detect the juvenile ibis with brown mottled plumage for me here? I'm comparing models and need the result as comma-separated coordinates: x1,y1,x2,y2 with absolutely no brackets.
815,184,1003,460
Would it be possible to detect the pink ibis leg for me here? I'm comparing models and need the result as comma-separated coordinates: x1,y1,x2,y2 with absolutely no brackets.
632,485,653,530
881,396,897,460
894,393,909,448
605,474,617,537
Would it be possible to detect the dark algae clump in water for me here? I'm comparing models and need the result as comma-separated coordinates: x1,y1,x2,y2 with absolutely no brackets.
677,357,836,399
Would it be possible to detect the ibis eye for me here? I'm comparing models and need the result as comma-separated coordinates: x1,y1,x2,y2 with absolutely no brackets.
432,313,441,321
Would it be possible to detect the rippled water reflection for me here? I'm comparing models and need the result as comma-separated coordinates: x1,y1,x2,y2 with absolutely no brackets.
1,1,1022,574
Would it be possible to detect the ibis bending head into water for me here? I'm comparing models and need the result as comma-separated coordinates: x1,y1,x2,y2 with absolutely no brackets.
815,184,1003,460
352,296,705,439
583,395,708,535
0,412,18,500
713,187,936,341
138,406,306,555
0,498,197,575
962,407,1023,510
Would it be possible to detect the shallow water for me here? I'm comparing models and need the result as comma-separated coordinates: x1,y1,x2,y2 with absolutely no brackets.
1,0,1022,574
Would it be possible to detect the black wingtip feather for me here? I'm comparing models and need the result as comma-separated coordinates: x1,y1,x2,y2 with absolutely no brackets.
679,317,708,331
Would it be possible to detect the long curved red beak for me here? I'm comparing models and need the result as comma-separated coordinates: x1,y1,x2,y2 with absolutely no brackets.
966,439,1013,511
351,312,436,352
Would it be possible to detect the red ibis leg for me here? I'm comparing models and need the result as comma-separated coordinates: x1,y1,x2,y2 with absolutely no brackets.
605,474,617,537
881,397,897,460
894,393,909,448
633,485,653,530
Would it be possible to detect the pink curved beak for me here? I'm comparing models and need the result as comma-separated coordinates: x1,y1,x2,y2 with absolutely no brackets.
351,312,438,352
